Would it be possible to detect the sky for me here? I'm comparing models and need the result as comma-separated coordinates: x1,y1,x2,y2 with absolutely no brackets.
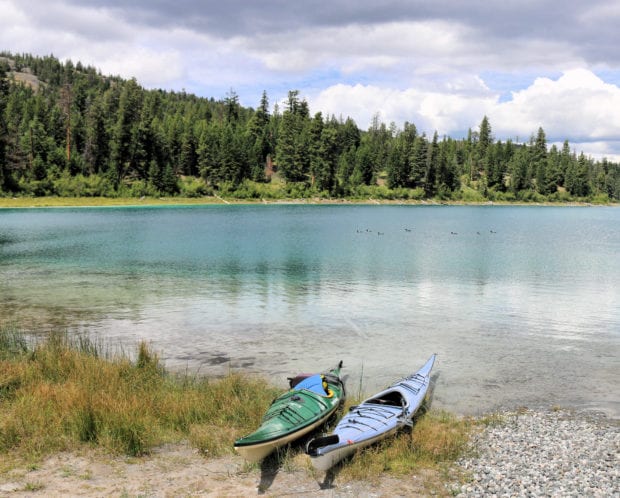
2,0,620,160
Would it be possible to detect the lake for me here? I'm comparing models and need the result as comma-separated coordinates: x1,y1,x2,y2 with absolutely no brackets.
1,204,618,417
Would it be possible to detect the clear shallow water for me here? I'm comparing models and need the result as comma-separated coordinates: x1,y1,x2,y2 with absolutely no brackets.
1,205,619,417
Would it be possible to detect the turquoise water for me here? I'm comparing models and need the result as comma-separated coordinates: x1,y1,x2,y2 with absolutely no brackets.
1,205,619,416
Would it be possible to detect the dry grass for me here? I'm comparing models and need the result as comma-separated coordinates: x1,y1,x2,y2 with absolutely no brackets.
333,408,474,483
0,326,278,469
1,326,478,494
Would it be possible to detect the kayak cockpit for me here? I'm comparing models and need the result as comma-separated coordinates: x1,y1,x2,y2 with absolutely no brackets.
365,389,406,407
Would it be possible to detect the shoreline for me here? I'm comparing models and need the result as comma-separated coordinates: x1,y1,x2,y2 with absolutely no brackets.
1,407,616,497
0,195,617,209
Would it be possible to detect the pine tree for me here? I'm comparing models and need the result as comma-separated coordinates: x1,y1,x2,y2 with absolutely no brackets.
478,116,492,152
544,144,562,195
410,134,428,188
566,153,591,197
245,91,271,181
179,127,198,176
436,137,458,194
83,96,108,174
352,137,374,186
386,134,409,189
110,79,142,186
509,147,529,193
424,132,439,196
197,122,220,185
316,124,338,192
0,61,9,190
276,91,310,182
532,127,548,194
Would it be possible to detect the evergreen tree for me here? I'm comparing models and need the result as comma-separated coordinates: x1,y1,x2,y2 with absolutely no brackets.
224,89,240,124
276,91,309,182
83,96,109,174
436,138,458,194
509,147,529,193
410,134,428,188
386,137,407,189
336,145,357,193
197,122,220,185
478,116,492,156
559,140,572,190
367,114,391,177
1,52,618,201
566,153,591,197
179,126,198,176
339,117,361,151
316,123,339,192
424,131,439,196
307,112,324,188
477,115,492,178
532,127,548,194
110,78,142,186
544,144,562,194
0,61,9,190
352,137,374,186
487,141,505,190
245,91,271,181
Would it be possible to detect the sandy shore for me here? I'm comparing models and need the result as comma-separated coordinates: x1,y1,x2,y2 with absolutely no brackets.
0,444,439,497
1,409,617,497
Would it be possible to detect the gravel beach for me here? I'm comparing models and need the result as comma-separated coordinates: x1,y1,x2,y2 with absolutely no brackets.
453,409,619,497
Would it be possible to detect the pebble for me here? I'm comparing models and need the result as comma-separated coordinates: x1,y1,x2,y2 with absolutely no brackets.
452,409,619,497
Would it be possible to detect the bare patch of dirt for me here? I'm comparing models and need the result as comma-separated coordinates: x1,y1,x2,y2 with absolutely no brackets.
0,444,448,497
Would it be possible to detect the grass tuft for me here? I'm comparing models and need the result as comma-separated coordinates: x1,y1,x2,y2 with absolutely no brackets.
332,405,475,485
0,326,279,464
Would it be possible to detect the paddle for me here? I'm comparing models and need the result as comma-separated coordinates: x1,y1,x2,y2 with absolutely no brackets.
306,434,340,456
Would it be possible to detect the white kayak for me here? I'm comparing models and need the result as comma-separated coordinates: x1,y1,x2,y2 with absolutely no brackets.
306,354,436,472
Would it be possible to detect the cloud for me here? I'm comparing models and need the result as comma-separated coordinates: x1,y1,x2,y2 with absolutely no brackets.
2,0,620,159
311,69,620,160
490,69,620,144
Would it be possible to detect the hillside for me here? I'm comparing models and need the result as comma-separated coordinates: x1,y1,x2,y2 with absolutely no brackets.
0,52,618,202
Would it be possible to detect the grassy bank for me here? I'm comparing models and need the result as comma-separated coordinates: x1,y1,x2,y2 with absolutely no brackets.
0,196,229,208
0,325,475,485
0,195,615,209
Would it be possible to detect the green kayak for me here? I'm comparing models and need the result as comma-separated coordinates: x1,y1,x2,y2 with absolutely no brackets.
234,361,345,462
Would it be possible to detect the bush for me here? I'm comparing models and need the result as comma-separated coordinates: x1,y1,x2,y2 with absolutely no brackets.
459,185,486,203
590,193,610,204
231,181,261,199
179,176,211,197
52,173,116,197
517,189,547,203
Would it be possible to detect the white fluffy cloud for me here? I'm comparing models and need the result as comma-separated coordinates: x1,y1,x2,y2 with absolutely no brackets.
311,69,620,160
1,0,620,159
491,70,620,140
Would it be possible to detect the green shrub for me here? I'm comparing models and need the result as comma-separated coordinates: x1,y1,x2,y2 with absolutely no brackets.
459,186,485,202
590,193,610,204
179,176,211,197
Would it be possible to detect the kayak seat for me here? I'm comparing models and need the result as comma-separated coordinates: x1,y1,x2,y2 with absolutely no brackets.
288,373,312,389
367,391,404,407
293,374,329,396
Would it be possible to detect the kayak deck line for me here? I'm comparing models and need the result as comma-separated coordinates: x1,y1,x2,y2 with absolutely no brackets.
306,354,436,471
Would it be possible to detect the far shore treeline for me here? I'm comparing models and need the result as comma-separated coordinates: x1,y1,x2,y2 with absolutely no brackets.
0,52,618,203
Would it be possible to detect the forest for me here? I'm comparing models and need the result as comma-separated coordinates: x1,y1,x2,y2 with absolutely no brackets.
0,52,619,202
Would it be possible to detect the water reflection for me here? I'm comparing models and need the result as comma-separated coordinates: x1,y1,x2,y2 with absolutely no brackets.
1,205,618,417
